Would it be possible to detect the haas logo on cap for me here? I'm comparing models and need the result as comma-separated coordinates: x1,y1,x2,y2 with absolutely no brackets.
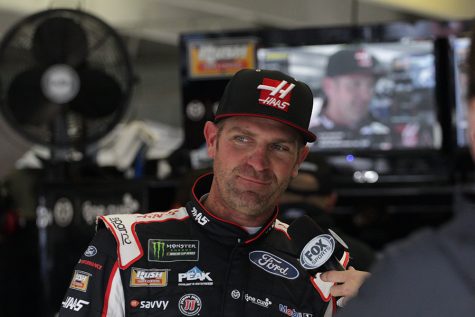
257,78,295,112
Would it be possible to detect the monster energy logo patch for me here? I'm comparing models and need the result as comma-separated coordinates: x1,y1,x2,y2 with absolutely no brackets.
148,239,199,262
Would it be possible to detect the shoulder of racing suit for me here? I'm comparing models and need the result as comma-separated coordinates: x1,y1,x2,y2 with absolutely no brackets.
96,207,189,269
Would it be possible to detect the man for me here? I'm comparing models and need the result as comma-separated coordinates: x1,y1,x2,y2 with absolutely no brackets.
310,48,390,149
278,158,376,271
334,33,475,316
59,69,368,317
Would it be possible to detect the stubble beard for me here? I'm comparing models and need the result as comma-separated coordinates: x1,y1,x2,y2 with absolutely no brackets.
217,165,290,217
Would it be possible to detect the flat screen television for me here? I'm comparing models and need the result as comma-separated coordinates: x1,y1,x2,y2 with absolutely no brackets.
180,20,463,181
257,40,442,154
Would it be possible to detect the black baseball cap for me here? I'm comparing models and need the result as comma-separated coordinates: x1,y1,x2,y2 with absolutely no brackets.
326,48,382,77
215,68,316,143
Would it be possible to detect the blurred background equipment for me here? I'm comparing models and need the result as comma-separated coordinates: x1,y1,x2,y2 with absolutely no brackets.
0,8,134,161
0,8,137,316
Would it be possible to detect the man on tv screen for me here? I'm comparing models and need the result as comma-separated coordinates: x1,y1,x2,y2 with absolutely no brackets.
309,48,391,150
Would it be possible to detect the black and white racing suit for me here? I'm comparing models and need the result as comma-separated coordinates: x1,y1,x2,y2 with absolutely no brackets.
59,173,349,317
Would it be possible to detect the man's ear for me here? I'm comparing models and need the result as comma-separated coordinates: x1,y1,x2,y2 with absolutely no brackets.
292,145,310,177
204,121,219,158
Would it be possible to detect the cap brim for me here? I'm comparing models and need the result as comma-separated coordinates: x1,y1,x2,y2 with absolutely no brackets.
215,113,316,143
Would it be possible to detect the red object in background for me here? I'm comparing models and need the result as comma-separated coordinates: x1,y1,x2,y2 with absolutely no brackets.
1,209,19,236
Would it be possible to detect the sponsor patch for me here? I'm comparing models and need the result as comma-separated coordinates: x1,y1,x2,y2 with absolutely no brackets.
243,293,272,309
178,294,202,316
69,270,91,292
79,259,103,270
62,296,90,311
279,304,313,317
230,289,272,309
84,245,97,257
249,250,299,280
190,207,210,226
108,216,132,245
231,289,241,299
130,267,169,287
130,299,169,310
148,239,199,262
178,266,213,286
299,234,335,270
135,208,187,220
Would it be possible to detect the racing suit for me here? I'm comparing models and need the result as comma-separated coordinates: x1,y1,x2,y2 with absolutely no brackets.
59,173,348,316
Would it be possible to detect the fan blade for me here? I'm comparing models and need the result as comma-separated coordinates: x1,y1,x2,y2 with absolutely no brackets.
32,16,88,66
70,69,123,118
6,69,63,125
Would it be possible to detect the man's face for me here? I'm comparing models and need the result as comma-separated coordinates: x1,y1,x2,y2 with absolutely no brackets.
204,116,308,223
323,73,375,127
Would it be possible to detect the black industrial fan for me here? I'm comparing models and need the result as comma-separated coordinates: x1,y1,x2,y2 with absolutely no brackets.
0,8,134,154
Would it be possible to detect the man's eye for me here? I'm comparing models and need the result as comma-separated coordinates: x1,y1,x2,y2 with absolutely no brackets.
271,144,289,152
234,135,249,143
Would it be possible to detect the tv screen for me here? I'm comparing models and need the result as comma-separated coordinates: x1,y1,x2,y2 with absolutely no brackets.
257,41,442,153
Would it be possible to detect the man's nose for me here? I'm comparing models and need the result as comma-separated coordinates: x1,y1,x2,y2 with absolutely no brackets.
247,146,270,171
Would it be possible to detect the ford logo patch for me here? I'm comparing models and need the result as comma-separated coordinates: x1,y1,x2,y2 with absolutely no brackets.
249,251,299,280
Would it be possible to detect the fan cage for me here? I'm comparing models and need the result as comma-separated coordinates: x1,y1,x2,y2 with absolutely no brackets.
0,8,134,149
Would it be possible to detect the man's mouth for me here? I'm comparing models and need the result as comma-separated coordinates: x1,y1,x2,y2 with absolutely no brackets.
237,175,271,186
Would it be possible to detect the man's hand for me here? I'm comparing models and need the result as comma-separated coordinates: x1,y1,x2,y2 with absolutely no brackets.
320,266,370,304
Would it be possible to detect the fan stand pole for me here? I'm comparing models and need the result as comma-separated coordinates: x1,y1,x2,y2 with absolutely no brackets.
36,195,52,316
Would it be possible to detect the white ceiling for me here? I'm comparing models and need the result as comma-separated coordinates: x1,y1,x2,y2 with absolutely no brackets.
0,0,473,46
